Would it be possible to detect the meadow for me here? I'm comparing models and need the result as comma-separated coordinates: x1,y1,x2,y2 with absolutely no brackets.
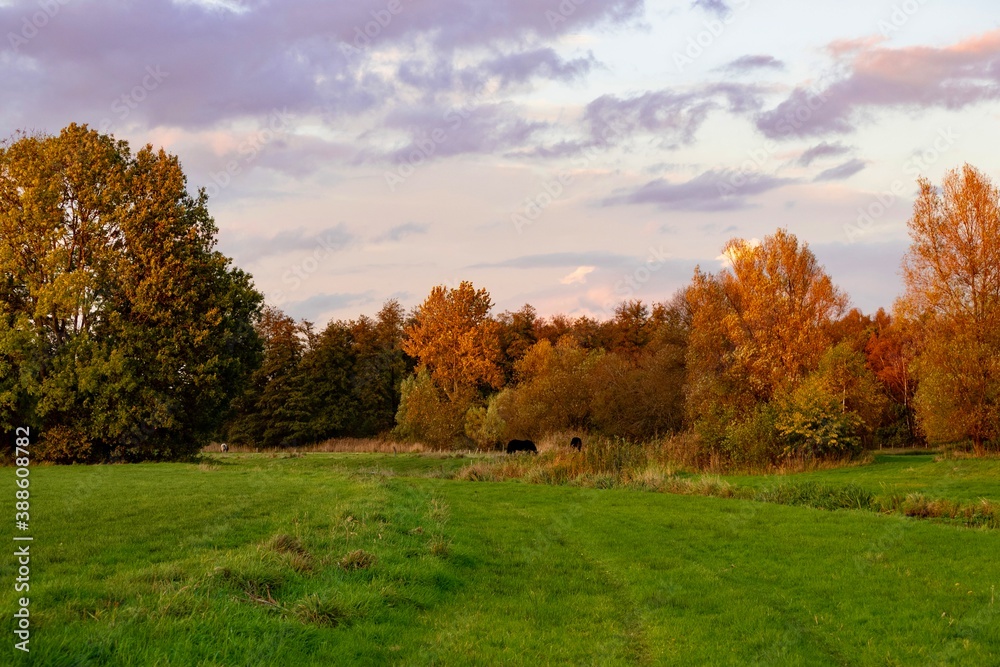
2,451,998,665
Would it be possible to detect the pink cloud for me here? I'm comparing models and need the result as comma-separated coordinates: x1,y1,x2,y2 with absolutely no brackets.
757,30,1000,139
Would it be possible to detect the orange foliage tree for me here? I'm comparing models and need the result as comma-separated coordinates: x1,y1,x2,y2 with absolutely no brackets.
901,164,1000,454
686,229,848,455
402,281,503,401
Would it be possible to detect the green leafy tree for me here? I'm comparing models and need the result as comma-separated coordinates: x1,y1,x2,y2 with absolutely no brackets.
0,124,262,461
224,306,303,448
395,369,468,447
777,379,863,459
348,301,408,435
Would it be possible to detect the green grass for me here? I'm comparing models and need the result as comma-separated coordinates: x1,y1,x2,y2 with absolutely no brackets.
725,453,1000,503
2,453,999,665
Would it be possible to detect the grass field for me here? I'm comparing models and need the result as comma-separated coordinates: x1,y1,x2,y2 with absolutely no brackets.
3,452,999,665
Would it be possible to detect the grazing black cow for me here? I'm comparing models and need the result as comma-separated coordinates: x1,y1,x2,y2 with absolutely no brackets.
570,437,582,451
506,439,537,454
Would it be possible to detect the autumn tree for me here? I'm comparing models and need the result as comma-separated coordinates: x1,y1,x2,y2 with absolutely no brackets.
901,164,1000,454
0,124,262,461
686,229,848,459
397,282,501,445
491,337,599,439
401,282,502,401
496,304,538,385
864,309,920,445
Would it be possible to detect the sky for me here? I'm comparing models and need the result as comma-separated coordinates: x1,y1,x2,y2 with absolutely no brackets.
4,0,1000,324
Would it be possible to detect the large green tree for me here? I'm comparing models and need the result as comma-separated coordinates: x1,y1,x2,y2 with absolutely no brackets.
0,124,262,461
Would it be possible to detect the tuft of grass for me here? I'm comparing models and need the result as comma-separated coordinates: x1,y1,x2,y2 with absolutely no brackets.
339,549,377,571
289,593,355,627
428,536,451,558
264,533,313,572
265,533,308,555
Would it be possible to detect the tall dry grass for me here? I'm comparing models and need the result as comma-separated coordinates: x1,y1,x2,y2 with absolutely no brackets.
205,438,430,455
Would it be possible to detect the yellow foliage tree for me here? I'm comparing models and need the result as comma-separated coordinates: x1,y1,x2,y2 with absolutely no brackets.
402,281,502,402
686,229,848,453
900,164,1000,454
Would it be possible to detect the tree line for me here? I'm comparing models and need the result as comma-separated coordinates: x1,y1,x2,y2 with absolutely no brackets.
2,125,997,463
226,163,1000,464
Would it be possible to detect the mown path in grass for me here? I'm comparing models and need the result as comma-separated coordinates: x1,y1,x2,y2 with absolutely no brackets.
2,454,998,665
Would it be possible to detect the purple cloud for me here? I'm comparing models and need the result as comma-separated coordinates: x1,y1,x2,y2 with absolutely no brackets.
603,170,796,211
720,55,785,74
375,222,429,243
374,103,546,163
798,142,852,167
573,83,762,152
756,32,1000,139
813,158,868,182
222,224,355,264
0,0,642,134
692,0,730,18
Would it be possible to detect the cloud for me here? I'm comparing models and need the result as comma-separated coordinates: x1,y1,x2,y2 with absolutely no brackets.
470,251,635,270
0,0,643,135
375,222,429,243
570,83,762,153
281,291,375,321
374,102,546,163
396,48,596,96
477,48,596,90
813,158,868,182
756,30,1000,139
223,224,355,263
720,55,785,74
560,266,596,285
692,0,730,18
798,142,852,167
603,170,796,211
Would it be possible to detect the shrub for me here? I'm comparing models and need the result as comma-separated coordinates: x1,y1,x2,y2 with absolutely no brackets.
394,370,470,448
35,425,93,464
777,379,863,459
721,404,783,468
464,394,508,450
